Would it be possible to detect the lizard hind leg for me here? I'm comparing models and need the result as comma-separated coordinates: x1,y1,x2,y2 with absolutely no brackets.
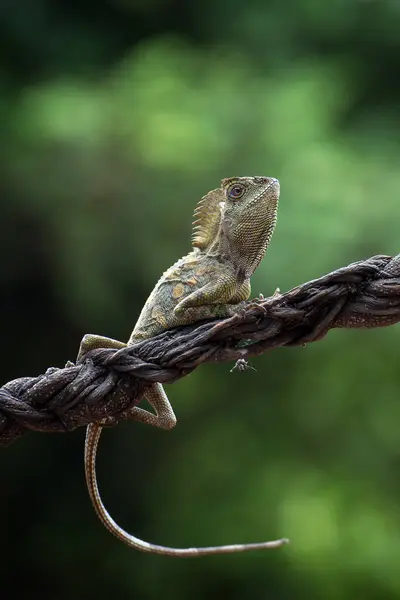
117,383,177,430
77,334,127,360
77,335,175,428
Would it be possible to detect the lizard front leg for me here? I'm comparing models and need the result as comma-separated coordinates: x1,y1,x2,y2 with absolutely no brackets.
174,274,248,315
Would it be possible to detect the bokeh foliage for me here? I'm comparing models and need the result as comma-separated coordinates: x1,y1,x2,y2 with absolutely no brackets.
1,1,400,598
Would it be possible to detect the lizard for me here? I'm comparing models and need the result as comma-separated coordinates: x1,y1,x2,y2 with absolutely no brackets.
78,175,284,556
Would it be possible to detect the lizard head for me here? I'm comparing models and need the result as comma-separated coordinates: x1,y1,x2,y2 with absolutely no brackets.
219,176,280,279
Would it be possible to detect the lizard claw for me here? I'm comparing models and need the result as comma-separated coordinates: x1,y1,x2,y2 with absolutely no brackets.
271,287,281,299
246,299,268,316
247,287,281,316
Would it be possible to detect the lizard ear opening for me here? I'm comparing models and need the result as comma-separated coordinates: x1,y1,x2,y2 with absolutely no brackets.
192,188,224,250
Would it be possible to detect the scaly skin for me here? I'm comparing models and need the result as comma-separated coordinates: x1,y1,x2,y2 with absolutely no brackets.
79,176,285,556
130,176,279,340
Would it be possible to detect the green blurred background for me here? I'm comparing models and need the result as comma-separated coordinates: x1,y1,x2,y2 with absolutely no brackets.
1,0,400,598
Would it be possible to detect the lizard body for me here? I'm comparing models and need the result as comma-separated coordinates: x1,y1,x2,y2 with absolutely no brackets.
79,176,283,556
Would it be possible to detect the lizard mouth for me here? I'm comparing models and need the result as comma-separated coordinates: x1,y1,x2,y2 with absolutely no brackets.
251,177,280,206
264,177,280,193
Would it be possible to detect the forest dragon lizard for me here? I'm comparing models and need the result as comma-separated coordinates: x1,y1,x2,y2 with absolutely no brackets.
78,176,284,556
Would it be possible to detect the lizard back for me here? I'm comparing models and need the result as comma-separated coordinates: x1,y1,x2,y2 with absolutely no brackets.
130,250,240,342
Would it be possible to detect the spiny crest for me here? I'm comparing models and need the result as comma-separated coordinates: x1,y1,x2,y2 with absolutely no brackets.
192,187,225,250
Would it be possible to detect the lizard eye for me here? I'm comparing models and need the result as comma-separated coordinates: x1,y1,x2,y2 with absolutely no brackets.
227,183,245,200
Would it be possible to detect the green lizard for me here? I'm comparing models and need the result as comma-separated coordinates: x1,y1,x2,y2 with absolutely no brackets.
79,176,284,556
